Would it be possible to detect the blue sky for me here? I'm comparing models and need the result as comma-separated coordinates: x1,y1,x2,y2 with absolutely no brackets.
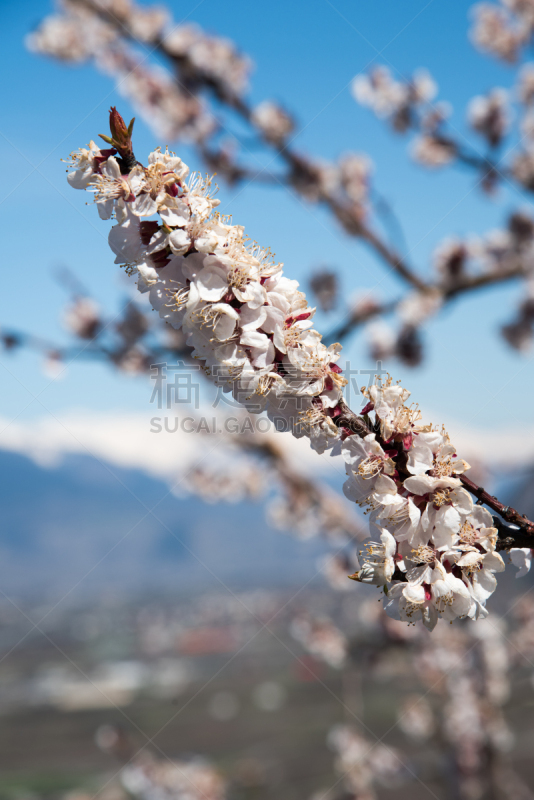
1,0,533,437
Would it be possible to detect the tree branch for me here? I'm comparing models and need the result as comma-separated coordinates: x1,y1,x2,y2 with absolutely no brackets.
460,474,534,541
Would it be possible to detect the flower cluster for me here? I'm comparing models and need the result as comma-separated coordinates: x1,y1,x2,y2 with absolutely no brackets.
250,101,294,145
360,214,534,362
99,47,215,143
326,725,405,798
162,23,251,96
29,0,251,97
67,137,351,454
352,66,437,133
468,88,510,147
342,383,515,629
290,614,348,669
27,0,250,142
412,619,513,798
96,724,226,800
352,66,459,174
66,125,531,629
120,755,226,800
470,0,534,62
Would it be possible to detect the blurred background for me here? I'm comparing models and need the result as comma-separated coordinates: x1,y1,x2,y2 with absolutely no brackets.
2,0,534,798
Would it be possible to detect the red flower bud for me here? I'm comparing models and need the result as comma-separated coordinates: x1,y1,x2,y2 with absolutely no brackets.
109,107,130,149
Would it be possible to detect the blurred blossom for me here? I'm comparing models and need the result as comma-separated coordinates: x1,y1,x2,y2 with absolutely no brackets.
28,4,242,142
251,101,294,144
520,107,534,141
397,694,435,740
339,152,373,208
352,66,408,118
501,312,534,349
328,724,406,797
112,346,151,374
433,237,469,283
352,66,437,133
288,157,339,202
310,269,339,312
501,277,534,349
473,619,511,706
477,226,524,268
366,320,396,361
268,481,362,543
26,7,117,62
411,134,456,168
517,62,534,104
350,290,381,319
122,754,226,800
511,149,534,189
163,23,252,95
319,550,361,592
507,209,534,245
184,465,264,503
398,288,443,325
98,47,216,143
291,614,347,669
127,6,170,43
505,0,534,26
411,68,438,105
63,297,101,339
470,3,528,62
421,100,453,132
509,545,533,576
468,89,510,146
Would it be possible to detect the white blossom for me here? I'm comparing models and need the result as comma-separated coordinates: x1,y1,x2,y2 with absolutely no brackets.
66,135,525,630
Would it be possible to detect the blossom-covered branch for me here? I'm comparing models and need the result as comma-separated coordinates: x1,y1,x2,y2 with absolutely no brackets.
1,284,362,549
27,0,425,292
28,0,534,366
325,229,533,354
63,109,534,630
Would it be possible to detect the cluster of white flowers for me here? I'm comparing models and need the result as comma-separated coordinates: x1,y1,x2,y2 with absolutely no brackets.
411,133,456,168
100,47,215,143
342,391,513,629
326,725,405,797
268,477,363,543
352,66,437,132
66,133,531,629
250,101,294,144
27,0,250,142
26,0,117,62
62,296,101,339
183,463,264,504
428,216,534,351
162,23,251,96
412,619,513,796
291,614,347,669
471,1,534,62
29,0,251,96
471,4,525,61
468,88,510,147
67,138,349,456
121,755,226,800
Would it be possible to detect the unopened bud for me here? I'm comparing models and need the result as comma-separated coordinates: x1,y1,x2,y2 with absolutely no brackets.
100,107,137,170
109,106,131,149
